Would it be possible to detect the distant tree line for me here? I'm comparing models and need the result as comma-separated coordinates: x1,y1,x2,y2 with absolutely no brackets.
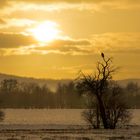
0,78,139,108
0,79,84,108
125,82,140,108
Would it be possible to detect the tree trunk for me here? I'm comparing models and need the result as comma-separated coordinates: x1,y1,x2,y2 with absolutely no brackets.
96,105,100,128
96,94,109,129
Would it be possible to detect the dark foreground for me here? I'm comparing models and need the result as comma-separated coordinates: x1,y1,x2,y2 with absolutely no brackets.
0,125,140,140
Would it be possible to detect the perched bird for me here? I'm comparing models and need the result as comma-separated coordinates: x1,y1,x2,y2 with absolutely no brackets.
101,52,104,58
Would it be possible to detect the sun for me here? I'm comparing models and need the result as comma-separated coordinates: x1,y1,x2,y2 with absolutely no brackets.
30,21,61,42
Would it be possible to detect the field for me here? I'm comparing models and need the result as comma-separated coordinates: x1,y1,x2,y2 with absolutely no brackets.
0,109,140,140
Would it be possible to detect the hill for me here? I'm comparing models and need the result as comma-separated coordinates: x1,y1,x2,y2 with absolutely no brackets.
0,73,140,90
0,73,71,91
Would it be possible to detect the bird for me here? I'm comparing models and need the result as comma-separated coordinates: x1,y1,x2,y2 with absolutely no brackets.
101,52,104,58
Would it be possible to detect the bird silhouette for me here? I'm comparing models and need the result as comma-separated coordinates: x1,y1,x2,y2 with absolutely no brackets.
101,52,104,58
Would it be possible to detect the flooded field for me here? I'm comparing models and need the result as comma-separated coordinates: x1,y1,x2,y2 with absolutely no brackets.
1,109,140,125
2,109,85,125
0,109,139,140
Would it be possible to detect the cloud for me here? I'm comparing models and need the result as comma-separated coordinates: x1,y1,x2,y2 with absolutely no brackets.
15,0,140,10
1,0,140,14
1,32,140,56
0,19,5,24
0,32,37,48
34,32,140,55
35,39,92,55
0,18,36,33
48,39,91,46
0,18,36,28
7,0,140,5
0,1,8,8
91,32,140,54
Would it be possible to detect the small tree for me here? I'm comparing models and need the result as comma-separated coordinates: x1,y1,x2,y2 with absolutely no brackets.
103,83,131,128
82,96,100,129
76,53,131,129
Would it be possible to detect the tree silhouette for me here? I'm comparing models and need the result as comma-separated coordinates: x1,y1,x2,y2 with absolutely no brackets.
76,53,130,129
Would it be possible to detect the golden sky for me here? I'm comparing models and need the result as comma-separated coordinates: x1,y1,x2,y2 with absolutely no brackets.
0,0,140,79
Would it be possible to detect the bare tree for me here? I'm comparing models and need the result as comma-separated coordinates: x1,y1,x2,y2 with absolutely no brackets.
76,53,131,129
82,96,100,129
103,83,131,128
